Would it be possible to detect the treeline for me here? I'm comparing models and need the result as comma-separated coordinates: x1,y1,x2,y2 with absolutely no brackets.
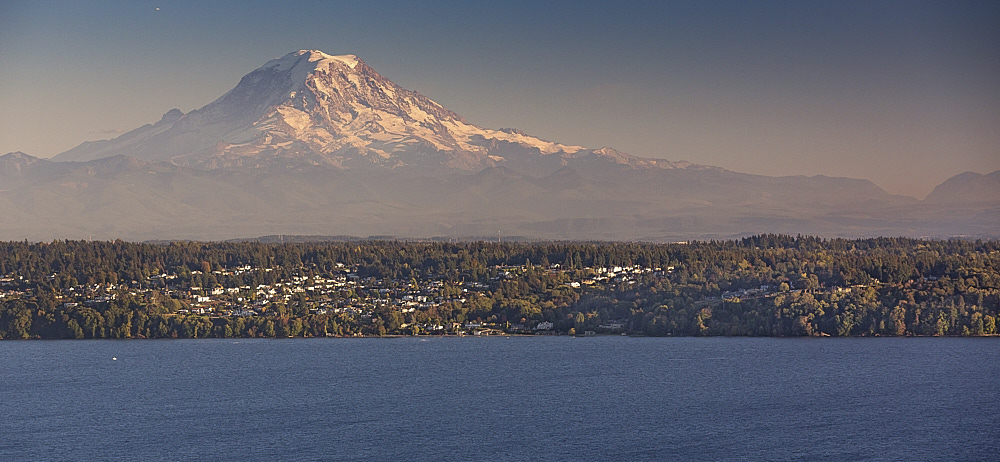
0,236,997,338
0,294,363,339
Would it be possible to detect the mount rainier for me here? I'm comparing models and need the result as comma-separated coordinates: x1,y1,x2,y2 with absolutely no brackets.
55,50,684,175
2,50,996,241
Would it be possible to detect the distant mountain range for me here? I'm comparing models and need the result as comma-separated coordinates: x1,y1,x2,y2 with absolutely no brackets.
2,50,997,241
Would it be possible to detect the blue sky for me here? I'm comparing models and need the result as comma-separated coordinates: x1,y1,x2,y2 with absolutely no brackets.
1,0,997,197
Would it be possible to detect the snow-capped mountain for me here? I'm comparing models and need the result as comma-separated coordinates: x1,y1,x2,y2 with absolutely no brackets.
54,50,686,174
5,50,995,241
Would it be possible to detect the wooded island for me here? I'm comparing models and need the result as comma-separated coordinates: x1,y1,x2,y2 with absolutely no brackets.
0,236,996,339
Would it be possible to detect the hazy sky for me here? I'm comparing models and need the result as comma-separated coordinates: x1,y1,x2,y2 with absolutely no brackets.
1,0,997,198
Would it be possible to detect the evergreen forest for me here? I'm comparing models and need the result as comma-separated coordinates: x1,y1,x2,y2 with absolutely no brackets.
0,236,997,339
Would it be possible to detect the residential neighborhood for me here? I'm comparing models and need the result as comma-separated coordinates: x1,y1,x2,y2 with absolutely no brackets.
0,260,674,336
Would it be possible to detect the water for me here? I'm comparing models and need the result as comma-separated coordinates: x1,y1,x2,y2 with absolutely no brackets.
1,337,997,461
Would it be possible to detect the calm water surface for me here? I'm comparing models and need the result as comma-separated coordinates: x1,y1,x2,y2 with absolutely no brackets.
1,337,997,461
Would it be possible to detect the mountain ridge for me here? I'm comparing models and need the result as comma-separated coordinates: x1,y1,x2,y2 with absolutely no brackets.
6,149,994,242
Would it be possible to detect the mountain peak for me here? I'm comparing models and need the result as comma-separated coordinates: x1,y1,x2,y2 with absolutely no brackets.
0,151,47,177
1,151,34,160
924,170,1000,204
264,50,361,73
